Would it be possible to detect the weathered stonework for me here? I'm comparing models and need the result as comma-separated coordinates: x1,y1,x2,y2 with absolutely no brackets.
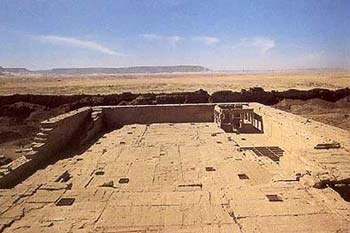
0,107,91,188
0,103,349,232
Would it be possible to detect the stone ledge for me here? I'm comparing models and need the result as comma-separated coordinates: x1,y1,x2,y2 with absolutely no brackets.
0,107,92,188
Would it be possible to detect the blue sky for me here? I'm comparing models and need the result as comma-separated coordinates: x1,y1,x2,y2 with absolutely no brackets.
0,0,349,70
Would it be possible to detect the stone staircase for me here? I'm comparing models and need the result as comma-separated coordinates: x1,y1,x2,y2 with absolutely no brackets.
79,107,104,146
26,123,56,159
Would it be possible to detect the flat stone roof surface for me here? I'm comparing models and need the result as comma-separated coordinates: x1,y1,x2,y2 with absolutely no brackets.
1,122,350,232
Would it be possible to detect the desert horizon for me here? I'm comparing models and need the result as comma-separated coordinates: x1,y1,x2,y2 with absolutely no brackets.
1,1,350,232
1,71,349,95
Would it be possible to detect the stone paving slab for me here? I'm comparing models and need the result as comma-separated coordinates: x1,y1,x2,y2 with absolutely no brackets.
0,121,349,232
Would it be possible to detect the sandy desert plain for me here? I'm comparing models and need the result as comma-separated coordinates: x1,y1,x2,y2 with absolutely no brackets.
1,71,350,232
1,71,350,95
1,71,349,161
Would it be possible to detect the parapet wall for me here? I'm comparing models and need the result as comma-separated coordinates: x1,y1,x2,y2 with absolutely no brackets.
253,103,350,152
36,107,92,154
0,107,92,188
251,103,350,184
1,102,349,188
103,104,215,128
0,104,216,188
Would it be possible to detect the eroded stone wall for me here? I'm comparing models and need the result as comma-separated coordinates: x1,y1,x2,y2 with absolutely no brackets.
0,104,216,188
1,102,349,189
253,103,350,152
103,104,215,128
0,107,91,188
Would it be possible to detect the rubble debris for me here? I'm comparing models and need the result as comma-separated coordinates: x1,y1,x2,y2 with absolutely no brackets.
95,171,105,176
295,173,302,181
56,197,75,206
266,194,283,202
240,146,284,162
40,182,72,191
331,184,350,202
118,177,129,184
238,174,249,180
314,142,341,150
205,167,216,171
55,171,71,182
178,183,203,188
100,181,114,188
40,222,54,228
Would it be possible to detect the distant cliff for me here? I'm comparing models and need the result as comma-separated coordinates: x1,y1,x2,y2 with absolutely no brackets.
40,66,209,74
0,65,210,75
36,65,210,75
2,67,31,73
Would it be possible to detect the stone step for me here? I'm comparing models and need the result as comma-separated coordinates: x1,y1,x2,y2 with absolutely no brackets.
91,116,100,120
31,142,46,151
91,112,101,117
36,132,49,139
40,121,58,128
25,150,37,159
92,108,103,112
22,148,33,153
92,116,100,122
40,128,54,135
34,137,47,143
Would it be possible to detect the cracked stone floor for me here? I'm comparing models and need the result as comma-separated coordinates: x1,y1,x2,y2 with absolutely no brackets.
1,123,350,232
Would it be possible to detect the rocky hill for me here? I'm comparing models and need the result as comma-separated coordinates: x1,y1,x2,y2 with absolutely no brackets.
2,67,31,73
37,65,210,75
0,65,210,75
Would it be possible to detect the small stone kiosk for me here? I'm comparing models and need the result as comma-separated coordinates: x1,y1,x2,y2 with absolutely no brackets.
214,103,263,133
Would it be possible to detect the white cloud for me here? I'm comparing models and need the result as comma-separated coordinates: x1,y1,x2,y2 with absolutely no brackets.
233,37,275,53
34,35,122,56
192,36,220,45
141,34,183,44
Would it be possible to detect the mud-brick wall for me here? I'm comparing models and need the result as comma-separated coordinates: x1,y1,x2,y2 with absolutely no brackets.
103,104,215,128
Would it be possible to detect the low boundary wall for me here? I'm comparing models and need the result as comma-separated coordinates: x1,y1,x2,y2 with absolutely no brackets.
0,107,91,188
103,104,215,127
253,103,350,152
0,104,217,188
1,102,349,188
